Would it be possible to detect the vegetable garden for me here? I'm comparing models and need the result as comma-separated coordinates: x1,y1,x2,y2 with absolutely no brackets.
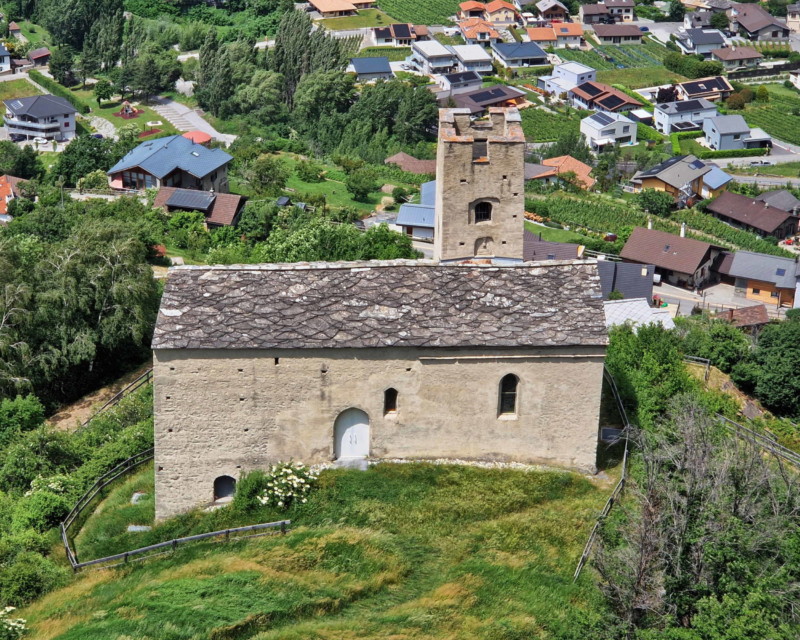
559,40,669,72
377,0,458,25
527,193,794,257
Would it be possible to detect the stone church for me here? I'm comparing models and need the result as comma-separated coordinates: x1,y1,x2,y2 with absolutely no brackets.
151,108,608,520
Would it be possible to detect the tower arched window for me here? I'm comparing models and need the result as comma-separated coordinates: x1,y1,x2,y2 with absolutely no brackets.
475,201,492,223
498,374,519,416
384,388,398,415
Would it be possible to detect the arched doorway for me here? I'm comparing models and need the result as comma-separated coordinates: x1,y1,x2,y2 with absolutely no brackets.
334,408,370,460
213,475,236,501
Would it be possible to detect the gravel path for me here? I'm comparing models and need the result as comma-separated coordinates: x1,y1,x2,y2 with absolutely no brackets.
149,97,236,146
88,115,118,140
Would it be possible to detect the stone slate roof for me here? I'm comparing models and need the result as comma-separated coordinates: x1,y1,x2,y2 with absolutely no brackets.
717,304,770,328
153,261,608,350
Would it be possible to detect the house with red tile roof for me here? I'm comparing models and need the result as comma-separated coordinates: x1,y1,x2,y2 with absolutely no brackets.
153,187,246,228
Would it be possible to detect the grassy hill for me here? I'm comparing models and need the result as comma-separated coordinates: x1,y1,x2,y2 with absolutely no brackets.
22,463,615,639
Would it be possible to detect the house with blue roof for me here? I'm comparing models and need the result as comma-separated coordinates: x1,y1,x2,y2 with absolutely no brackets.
396,180,435,238
106,134,233,192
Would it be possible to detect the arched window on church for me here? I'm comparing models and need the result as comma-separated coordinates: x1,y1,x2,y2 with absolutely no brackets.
475,201,492,223
384,388,398,415
498,374,519,416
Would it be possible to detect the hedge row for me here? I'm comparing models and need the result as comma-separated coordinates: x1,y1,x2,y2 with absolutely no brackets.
638,122,664,142
695,147,770,159
28,71,89,114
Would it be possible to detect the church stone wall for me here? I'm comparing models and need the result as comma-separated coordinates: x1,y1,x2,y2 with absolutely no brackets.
153,345,605,520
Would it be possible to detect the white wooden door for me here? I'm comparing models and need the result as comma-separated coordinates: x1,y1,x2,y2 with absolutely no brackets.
334,409,370,459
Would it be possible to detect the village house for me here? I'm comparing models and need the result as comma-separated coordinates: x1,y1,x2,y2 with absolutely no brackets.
153,187,246,229
27,47,50,66
675,28,726,58
716,304,770,332
569,81,642,112
407,40,457,75
702,114,771,151
107,134,232,192
372,23,429,46
717,250,800,307
0,44,10,74
706,191,796,240
788,2,800,32
490,41,548,68
685,10,714,28
676,76,734,102
600,0,636,22
435,70,483,97
538,61,596,95
620,226,723,288
729,2,790,40
8,22,20,38
525,22,583,48
384,152,436,175
459,17,502,44
4,94,77,141
755,189,800,214
151,107,608,519
710,45,763,70
653,98,718,134
525,154,596,189
580,3,612,24
458,0,520,25
347,57,394,82
452,84,527,114
592,24,643,44
0,175,25,223
535,0,569,22
396,180,435,238
630,154,731,204
580,110,637,151
308,0,357,17
451,44,494,75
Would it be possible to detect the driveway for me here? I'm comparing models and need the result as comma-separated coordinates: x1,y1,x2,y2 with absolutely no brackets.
642,21,684,45
149,97,236,146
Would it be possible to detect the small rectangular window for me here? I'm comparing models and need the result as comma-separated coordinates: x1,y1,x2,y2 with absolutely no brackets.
752,288,761,294
472,139,488,161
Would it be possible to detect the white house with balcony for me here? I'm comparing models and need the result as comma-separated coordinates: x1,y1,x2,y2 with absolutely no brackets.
537,61,596,95
580,111,637,151
407,40,457,75
4,94,77,141
653,98,718,134
451,44,494,75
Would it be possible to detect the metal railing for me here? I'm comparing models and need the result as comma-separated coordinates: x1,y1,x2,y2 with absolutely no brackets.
61,448,155,560
80,368,153,429
717,414,800,468
573,367,631,581
683,355,711,381
63,519,291,571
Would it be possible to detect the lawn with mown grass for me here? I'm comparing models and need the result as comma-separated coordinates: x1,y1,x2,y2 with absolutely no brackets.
378,0,458,24
0,77,42,101
23,462,615,640
318,9,398,29
525,220,594,244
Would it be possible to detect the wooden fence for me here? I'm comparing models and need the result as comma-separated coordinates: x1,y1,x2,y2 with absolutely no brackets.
573,367,631,582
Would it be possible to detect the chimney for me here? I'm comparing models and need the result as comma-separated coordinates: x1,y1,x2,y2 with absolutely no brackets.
647,216,653,229
680,222,686,237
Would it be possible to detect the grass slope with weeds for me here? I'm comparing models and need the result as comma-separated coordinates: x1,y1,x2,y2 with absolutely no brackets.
23,463,613,639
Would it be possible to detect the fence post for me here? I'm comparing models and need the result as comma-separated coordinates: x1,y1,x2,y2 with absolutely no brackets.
281,521,286,535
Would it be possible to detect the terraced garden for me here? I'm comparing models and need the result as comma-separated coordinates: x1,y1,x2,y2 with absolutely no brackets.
378,0,458,24
559,39,669,73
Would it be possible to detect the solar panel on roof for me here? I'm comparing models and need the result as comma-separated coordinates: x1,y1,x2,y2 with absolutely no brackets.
166,190,216,212
581,83,603,97
777,268,787,276
592,112,614,126
689,160,706,170
394,23,411,38
599,95,624,109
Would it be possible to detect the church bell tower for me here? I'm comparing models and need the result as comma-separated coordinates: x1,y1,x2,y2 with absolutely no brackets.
433,107,526,263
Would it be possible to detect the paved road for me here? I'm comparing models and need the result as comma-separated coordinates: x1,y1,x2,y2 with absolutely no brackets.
723,172,800,187
150,97,236,146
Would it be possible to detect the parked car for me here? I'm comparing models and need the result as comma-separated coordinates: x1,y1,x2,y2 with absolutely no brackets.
750,159,775,166
91,133,104,139
31,137,48,146
639,26,649,32
9,134,25,142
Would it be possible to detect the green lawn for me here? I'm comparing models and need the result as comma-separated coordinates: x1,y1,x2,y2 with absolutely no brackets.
318,9,398,29
16,20,52,45
0,77,42,101
23,462,614,640
597,67,687,90
678,137,707,156
355,46,410,61
728,161,800,178
525,221,593,244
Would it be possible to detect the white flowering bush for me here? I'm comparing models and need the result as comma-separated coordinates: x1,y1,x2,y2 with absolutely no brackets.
0,607,26,640
257,462,318,509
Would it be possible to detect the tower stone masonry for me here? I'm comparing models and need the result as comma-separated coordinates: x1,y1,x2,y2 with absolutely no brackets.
433,107,526,263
